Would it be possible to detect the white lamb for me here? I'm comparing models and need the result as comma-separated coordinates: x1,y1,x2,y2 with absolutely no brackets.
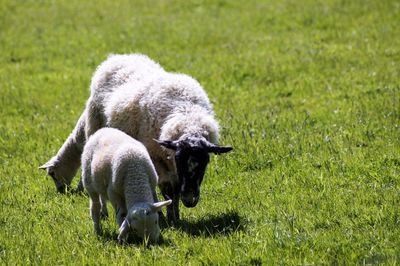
81,127,171,243
40,54,232,223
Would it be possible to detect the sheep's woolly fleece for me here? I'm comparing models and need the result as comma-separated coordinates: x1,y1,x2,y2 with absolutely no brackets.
85,53,220,194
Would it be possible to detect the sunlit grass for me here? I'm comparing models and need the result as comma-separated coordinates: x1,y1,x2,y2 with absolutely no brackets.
1,0,399,264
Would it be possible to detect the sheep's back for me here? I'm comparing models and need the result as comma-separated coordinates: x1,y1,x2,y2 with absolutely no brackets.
89,54,164,109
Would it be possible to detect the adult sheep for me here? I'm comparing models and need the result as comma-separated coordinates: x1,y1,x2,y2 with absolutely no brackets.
39,54,232,223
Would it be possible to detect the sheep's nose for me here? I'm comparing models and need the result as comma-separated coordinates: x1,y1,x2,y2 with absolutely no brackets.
181,192,199,208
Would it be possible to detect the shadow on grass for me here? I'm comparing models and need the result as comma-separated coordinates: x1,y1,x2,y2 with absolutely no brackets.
68,188,245,240
96,211,246,246
98,229,173,247
175,211,246,237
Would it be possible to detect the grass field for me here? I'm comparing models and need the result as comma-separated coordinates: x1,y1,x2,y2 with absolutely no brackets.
1,0,399,264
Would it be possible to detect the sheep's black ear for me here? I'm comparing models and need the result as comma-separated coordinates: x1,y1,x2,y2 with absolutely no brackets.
206,143,233,155
209,146,233,154
154,139,179,150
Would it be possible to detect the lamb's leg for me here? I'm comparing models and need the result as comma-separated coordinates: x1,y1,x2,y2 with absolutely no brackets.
160,182,180,225
108,188,126,227
100,195,108,219
89,193,102,235
116,206,127,227
118,219,130,244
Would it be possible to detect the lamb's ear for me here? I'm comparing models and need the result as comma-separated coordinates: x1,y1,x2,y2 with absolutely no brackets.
39,156,59,171
206,143,233,155
38,160,54,171
118,219,130,245
151,200,172,212
153,139,179,151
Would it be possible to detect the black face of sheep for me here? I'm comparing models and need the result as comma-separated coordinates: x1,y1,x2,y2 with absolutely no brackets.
156,137,232,208
175,147,209,207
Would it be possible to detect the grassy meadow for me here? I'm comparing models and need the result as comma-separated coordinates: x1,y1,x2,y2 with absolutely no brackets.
1,0,399,264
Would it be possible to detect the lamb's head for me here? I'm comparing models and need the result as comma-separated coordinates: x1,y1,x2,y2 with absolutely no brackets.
38,157,77,193
118,200,172,244
155,136,232,208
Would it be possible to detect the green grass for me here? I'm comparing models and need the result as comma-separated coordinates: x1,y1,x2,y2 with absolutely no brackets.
1,0,399,264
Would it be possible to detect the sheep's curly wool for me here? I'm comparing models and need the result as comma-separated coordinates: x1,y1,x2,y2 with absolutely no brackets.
40,53,224,222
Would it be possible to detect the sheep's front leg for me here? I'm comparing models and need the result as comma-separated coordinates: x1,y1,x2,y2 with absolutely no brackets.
89,194,102,235
169,193,180,225
108,189,126,227
116,206,127,227
75,177,84,194
160,182,180,225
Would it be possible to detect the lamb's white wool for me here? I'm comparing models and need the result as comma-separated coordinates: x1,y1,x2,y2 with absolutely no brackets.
40,53,232,223
81,128,171,243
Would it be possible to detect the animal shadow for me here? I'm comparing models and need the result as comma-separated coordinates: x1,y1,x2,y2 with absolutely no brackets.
176,211,246,237
98,230,173,247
